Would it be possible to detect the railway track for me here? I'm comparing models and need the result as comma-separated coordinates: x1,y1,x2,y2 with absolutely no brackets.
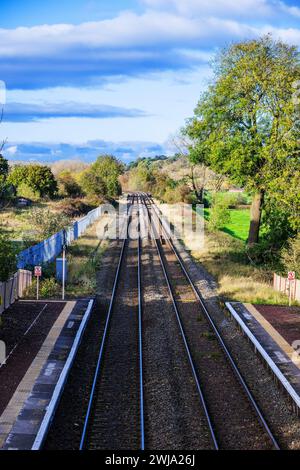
79,192,280,450
80,195,143,449
141,193,279,450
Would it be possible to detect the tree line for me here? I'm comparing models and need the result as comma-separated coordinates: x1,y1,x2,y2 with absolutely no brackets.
0,154,124,203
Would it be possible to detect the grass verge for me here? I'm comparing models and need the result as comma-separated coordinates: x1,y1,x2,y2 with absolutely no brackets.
192,229,297,306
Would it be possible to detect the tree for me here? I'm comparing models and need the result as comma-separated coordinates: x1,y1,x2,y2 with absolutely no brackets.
91,155,124,197
8,164,57,198
80,169,107,198
80,155,123,199
171,133,208,203
57,171,82,198
0,153,9,197
186,35,300,245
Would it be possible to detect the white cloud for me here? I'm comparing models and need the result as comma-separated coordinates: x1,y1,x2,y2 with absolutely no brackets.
142,0,300,19
0,3,299,90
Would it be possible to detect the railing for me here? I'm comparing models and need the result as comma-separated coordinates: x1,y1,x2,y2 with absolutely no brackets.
17,206,101,269
273,273,300,302
0,269,32,315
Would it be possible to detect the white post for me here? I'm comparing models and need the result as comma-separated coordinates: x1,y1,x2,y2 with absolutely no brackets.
289,280,292,307
62,247,66,301
36,276,39,301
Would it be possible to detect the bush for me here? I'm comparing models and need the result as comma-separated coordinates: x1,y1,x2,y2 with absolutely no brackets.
57,199,93,217
57,171,82,198
208,194,231,231
0,233,17,281
25,277,61,299
280,234,300,278
17,182,40,201
29,208,70,241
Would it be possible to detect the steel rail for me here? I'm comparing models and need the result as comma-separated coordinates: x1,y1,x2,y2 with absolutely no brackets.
79,195,132,450
137,195,145,450
142,195,219,450
146,195,280,450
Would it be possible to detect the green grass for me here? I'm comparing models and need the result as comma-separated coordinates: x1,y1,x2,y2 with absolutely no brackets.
204,208,250,242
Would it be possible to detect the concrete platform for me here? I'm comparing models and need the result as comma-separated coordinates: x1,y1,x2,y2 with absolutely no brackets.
226,302,300,415
1,299,93,450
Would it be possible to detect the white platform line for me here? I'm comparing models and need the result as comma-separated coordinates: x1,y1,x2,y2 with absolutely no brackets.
226,302,300,409
31,299,94,450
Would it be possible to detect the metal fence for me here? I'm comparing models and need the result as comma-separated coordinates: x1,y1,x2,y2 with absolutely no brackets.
17,206,101,269
273,273,300,302
0,269,32,315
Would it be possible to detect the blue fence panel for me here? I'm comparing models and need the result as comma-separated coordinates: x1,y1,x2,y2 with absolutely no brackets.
17,206,101,269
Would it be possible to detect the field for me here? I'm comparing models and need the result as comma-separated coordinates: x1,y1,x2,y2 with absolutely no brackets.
204,208,250,242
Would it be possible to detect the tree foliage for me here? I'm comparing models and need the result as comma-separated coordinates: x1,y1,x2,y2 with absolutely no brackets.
8,164,57,198
185,35,300,244
80,155,123,199
57,171,82,198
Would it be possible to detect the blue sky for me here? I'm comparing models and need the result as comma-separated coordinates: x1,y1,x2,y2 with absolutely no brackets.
1,0,300,163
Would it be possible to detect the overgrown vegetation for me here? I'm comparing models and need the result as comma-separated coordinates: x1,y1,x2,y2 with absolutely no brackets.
193,229,296,306
27,208,71,242
24,219,105,299
0,232,16,282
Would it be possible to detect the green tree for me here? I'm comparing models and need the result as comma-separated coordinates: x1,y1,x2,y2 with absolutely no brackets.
80,169,107,198
91,155,123,197
8,164,57,198
0,154,9,199
81,155,123,198
186,35,300,245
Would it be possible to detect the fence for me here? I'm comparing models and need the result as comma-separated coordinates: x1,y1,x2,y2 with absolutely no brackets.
17,206,102,269
273,273,300,302
0,269,32,315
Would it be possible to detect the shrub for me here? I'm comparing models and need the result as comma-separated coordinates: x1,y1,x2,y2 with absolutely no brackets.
208,194,231,231
17,182,40,201
280,234,300,278
28,208,70,241
57,171,82,198
57,198,93,217
0,233,17,281
25,277,61,299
